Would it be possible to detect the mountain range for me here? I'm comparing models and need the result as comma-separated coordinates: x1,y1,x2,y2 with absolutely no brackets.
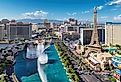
17,18,63,24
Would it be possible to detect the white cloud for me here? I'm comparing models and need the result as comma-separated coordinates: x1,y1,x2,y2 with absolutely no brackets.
67,12,77,16
112,8,117,10
100,16,108,19
55,17,69,21
22,10,48,19
115,5,121,7
82,11,90,14
114,14,121,20
97,6,104,10
72,12,77,15
108,0,121,5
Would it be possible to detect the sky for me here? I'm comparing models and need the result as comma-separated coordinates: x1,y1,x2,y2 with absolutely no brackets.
0,0,121,22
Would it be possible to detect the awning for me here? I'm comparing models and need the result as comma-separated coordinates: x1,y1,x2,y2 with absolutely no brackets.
115,69,121,75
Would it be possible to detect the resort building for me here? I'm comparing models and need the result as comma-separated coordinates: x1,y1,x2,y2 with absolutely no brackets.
32,24,38,32
63,24,79,34
105,22,121,45
32,23,46,33
85,52,112,70
0,19,32,40
64,18,78,25
6,22,32,40
59,22,105,45
79,26,105,45
0,23,5,40
83,7,112,71
44,19,51,29
0,19,10,40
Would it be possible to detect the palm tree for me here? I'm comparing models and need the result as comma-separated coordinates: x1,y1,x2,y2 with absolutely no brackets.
0,63,5,74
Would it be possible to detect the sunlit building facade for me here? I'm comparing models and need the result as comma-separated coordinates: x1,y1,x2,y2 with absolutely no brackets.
105,22,121,45
6,22,32,40
80,27,105,45
0,19,32,40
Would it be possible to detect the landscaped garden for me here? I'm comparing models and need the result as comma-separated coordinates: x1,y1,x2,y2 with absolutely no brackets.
0,58,12,82
0,43,24,82
55,41,87,82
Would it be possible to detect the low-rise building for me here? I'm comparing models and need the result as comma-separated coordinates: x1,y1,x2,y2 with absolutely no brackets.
112,55,121,82
85,52,112,71
32,23,46,33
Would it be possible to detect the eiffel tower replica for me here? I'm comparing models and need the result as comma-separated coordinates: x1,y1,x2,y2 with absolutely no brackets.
84,7,102,57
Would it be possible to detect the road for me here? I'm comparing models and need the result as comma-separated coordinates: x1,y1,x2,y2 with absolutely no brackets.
61,41,106,82
80,74,102,82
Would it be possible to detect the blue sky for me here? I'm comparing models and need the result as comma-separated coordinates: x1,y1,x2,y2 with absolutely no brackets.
0,0,121,22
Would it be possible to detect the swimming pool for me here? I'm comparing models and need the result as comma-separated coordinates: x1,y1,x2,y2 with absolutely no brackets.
103,47,117,52
14,45,69,82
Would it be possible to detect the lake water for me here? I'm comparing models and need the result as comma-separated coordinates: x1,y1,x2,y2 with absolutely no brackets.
14,45,69,82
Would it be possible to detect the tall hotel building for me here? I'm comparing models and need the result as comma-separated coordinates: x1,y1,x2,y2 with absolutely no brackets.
105,22,121,45
80,26,105,45
0,23,5,40
62,24,105,45
0,19,32,40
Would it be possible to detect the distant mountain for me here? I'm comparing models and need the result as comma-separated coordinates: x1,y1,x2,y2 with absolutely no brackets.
17,18,63,24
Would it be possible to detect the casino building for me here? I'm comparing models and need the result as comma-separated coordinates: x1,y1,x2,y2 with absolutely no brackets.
0,19,32,40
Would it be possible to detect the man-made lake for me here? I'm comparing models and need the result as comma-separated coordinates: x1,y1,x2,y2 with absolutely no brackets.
14,45,69,82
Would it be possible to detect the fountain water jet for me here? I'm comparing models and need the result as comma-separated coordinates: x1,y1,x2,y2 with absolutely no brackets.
37,39,49,82
26,43,37,59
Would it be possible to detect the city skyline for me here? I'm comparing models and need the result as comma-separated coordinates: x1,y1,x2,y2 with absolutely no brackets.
0,0,121,22
0,1,121,82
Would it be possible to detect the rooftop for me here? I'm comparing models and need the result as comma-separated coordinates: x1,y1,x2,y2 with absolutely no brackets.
100,52,112,57
106,22,121,25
